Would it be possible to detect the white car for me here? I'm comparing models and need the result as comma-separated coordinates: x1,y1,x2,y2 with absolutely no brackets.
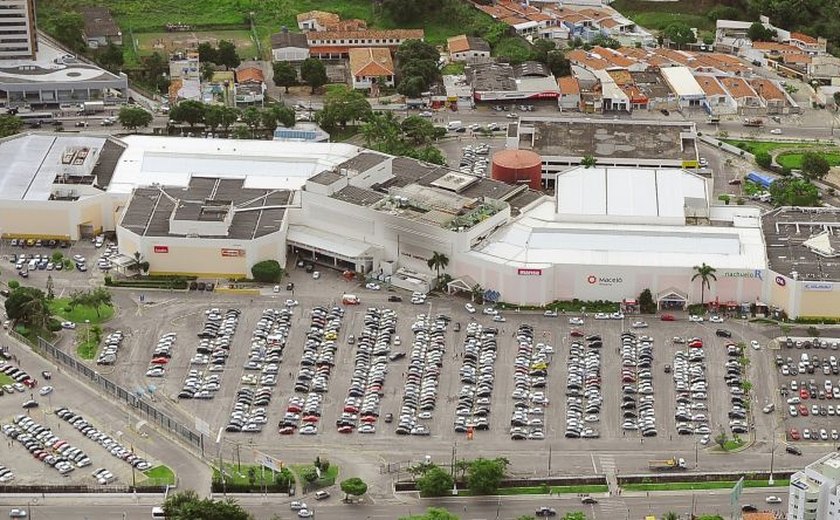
38,386,53,396
610,312,624,320
272,285,280,293
544,310,558,317
465,303,476,314
482,307,498,316
365,282,381,291
8,509,26,518
61,321,76,330
765,496,782,504
594,313,609,320
770,128,782,135
569,317,584,325
492,315,506,322
688,315,704,322
290,502,307,511
297,510,314,518
751,340,761,350
312,271,320,279
709,315,724,323
631,321,648,328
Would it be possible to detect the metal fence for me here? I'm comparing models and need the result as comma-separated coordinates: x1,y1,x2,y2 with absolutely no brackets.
9,333,205,455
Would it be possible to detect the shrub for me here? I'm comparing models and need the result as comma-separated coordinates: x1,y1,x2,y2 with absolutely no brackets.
47,319,62,332
8,280,19,290
251,260,283,283
754,151,772,168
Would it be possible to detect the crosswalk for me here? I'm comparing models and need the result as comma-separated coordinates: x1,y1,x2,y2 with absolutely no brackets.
598,498,630,517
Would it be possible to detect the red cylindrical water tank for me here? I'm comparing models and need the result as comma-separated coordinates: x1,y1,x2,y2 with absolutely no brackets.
491,149,542,189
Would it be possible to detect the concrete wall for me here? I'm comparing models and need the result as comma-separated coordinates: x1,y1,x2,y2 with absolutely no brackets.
0,193,112,240
765,272,840,319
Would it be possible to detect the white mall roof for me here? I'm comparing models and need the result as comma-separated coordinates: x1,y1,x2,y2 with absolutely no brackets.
469,201,766,270
555,167,709,224
109,136,360,194
660,66,705,98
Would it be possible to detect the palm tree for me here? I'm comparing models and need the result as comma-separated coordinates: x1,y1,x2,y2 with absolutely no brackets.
662,512,679,520
691,263,717,305
471,283,484,304
426,252,449,286
581,154,597,168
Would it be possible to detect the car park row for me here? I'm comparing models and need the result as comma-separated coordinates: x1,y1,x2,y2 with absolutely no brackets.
511,324,549,441
724,343,750,436
395,314,448,436
285,305,345,435
0,363,37,390
780,342,840,442
55,407,152,471
565,324,600,439
454,322,497,434
337,307,396,434
96,330,125,366
458,143,490,177
621,332,657,437
3,415,92,475
144,332,176,378
178,308,241,399
673,343,712,440
226,308,292,433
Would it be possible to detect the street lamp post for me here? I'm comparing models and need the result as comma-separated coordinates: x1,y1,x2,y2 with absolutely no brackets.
768,433,776,486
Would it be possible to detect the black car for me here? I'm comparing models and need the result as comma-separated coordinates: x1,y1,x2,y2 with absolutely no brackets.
716,329,733,338
387,295,403,302
786,445,802,456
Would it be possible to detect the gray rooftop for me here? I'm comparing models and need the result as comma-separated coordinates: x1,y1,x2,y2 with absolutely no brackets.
308,170,344,186
120,176,292,240
270,31,309,49
331,185,385,206
522,119,697,161
337,152,389,173
762,207,840,282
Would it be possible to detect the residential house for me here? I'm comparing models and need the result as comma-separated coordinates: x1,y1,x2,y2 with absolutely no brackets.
787,32,826,55
749,77,793,114
695,74,737,115
557,75,581,111
307,29,424,60
81,7,122,49
475,0,555,38
660,66,706,108
607,69,647,110
297,11,340,32
714,17,778,54
447,35,491,64
270,30,309,62
717,76,762,111
631,71,678,110
593,69,629,112
808,55,840,84
349,48,395,92
235,62,265,105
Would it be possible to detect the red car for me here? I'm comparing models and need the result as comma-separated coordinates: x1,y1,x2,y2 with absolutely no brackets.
660,314,676,321
570,330,584,337
800,388,810,400
688,340,703,349
789,428,801,440
798,404,809,416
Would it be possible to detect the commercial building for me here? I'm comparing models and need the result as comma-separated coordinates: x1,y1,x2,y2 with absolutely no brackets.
306,29,423,60
762,207,840,319
788,452,840,520
0,0,37,60
466,61,559,102
507,117,700,181
660,66,706,108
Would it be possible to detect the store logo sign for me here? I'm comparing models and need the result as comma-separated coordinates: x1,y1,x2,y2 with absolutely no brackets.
723,269,764,280
587,274,623,286
518,268,542,276
153,245,168,253
804,283,833,292
775,275,786,287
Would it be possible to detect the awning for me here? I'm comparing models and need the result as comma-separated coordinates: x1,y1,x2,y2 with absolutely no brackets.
656,288,688,303
287,226,376,261
447,275,478,294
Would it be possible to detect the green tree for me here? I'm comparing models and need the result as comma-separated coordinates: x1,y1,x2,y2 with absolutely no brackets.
274,105,296,128
467,457,508,495
241,106,262,136
97,43,124,72
581,155,597,168
300,58,328,94
531,39,556,63
169,100,206,127
427,252,450,283
51,13,85,52
696,515,724,520
747,22,776,42
205,106,240,131
4,287,49,328
755,150,772,169
45,275,55,301
89,287,112,317
197,42,219,65
142,52,170,94
591,35,621,49
7,281,19,290
703,35,715,46
401,116,440,146
662,512,679,520
396,40,442,97
562,513,587,520
416,465,454,497
128,251,149,274
638,288,656,314
320,85,372,129
251,260,283,282
118,106,153,131
546,50,571,77
714,429,728,450
339,477,368,501
801,151,831,180
663,22,697,48
163,489,253,520
0,114,23,138
769,177,820,206
300,467,318,483
273,62,298,93
691,263,717,305
399,507,460,520
201,62,216,82
216,40,241,69
397,76,428,98
413,146,446,165
382,0,443,24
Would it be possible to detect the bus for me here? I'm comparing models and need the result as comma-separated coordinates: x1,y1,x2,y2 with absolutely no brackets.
16,112,54,126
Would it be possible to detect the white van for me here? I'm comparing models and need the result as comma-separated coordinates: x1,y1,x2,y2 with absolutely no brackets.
27,259,37,270
447,120,463,131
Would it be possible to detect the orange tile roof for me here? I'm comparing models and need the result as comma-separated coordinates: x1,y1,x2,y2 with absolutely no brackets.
696,75,725,96
448,35,470,54
577,7,612,20
784,53,812,64
297,10,340,27
349,47,394,77
555,11,591,24
622,84,647,103
567,49,610,70
791,32,818,44
306,29,424,43
593,46,636,68
607,69,632,85
750,78,785,100
752,41,802,54
718,76,757,99
557,75,580,95
502,15,530,25
742,513,775,520
599,18,621,29
331,19,368,32
236,67,264,84
528,13,553,22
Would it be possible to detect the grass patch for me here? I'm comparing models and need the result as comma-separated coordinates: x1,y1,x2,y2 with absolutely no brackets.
133,30,257,59
48,298,114,325
290,463,339,489
722,438,745,451
143,465,176,486
330,125,361,143
442,62,466,75
610,0,717,31
722,139,833,156
0,373,14,386
623,479,789,492
776,152,840,170
76,338,99,360
492,36,534,62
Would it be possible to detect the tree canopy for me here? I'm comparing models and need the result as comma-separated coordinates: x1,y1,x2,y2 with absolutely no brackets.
396,40,442,98
769,177,821,206
339,477,368,499
4,286,49,328
801,151,831,179
747,21,777,42
467,457,508,495
362,112,445,165
399,507,460,520
118,107,153,131
318,85,372,129
663,22,696,48
273,62,298,93
0,114,23,138
382,0,444,24
97,43,125,72
169,100,206,126
251,260,283,282
416,465,454,497
163,490,253,520
301,58,328,94
51,13,85,52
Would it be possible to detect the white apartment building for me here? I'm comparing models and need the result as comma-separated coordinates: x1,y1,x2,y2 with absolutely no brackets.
0,0,37,60
788,452,840,520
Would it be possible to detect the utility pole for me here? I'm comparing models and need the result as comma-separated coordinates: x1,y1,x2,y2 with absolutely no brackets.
547,445,552,476
769,433,776,485
450,442,457,479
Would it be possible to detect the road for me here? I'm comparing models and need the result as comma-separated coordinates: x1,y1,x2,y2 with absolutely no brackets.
0,486,786,519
